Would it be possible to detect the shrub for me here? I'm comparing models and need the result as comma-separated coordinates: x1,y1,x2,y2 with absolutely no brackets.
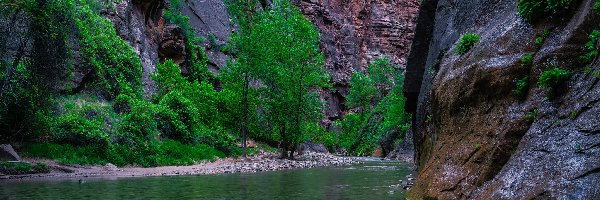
517,0,575,22
524,108,539,123
580,30,599,64
535,29,551,46
456,33,481,55
595,1,600,15
538,67,571,88
521,53,534,67
513,76,530,96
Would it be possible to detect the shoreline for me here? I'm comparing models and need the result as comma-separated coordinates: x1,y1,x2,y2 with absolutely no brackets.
0,152,363,181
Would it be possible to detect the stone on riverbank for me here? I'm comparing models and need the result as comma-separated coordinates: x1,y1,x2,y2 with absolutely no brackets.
0,144,20,161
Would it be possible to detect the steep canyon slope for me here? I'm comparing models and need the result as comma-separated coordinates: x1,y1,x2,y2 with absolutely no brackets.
405,0,600,199
294,0,420,121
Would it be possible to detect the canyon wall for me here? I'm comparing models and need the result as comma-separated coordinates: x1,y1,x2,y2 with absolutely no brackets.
405,0,600,199
293,0,420,121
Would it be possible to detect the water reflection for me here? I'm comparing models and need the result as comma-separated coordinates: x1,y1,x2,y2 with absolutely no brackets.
0,161,413,200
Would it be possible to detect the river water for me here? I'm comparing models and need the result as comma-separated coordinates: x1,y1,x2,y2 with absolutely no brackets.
1,160,413,199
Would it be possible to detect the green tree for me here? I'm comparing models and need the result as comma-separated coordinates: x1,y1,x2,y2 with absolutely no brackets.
225,0,328,159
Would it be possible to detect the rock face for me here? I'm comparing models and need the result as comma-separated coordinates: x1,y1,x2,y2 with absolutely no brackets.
180,0,234,74
405,0,600,199
296,140,329,155
293,0,420,120
106,0,167,97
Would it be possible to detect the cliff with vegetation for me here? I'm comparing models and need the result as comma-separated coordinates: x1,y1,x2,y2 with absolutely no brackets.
405,0,600,198
0,0,415,169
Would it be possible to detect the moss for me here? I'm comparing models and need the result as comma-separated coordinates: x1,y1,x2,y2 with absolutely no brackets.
456,33,481,55
517,0,576,22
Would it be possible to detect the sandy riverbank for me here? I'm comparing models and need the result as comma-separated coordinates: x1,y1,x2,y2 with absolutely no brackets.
0,152,360,181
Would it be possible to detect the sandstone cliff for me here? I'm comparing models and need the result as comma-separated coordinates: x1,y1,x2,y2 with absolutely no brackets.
405,0,599,199
294,0,420,121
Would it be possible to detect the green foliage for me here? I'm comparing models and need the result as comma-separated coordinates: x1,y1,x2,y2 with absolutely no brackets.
535,29,551,46
75,1,143,99
538,67,571,88
347,73,378,109
223,0,328,156
163,0,213,84
368,57,396,88
595,1,600,15
23,141,225,167
524,108,539,123
154,60,236,153
517,0,575,22
0,162,49,175
0,0,236,167
580,30,599,64
512,76,530,96
335,63,409,156
456,33,481,55
521,53,534,67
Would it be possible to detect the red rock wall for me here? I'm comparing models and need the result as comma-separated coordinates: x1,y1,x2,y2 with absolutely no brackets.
294,0,420,121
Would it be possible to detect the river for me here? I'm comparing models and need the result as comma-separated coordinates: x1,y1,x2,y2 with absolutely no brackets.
0,160,413,199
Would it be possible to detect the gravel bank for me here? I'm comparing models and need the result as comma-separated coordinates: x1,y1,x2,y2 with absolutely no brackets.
0,152,360,181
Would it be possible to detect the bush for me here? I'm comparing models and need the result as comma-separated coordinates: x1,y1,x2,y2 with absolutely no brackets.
513,76,530,96
521,53,534,67
517,0,575,22
538,67,571,88
580,30,599,64
524,108,539,123
535,29,551,46
456,33,481,55
595,1,600,15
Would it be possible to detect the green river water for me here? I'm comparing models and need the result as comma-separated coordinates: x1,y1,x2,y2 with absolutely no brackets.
0,160,413,199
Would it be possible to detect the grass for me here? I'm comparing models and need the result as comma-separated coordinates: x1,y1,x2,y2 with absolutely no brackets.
456,33,481,55
0,162,49,175
22,140,227,167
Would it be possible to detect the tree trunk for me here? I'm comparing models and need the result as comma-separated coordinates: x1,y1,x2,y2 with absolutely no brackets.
241,72,249,159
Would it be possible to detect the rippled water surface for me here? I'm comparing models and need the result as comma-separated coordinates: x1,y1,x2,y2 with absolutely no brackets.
1,160,413,199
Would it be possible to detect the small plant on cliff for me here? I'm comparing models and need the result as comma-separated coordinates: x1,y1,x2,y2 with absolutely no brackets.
524,108,539,123
535,29,551,46
456,33,481,55
512,76,530,96
517,0,576,22
595,1,600,15
521,53,534,67
538,67,571,88
580,30,599,64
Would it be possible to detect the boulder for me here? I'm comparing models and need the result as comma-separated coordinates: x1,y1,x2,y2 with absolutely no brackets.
0,144,21,161
296,140,329,155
